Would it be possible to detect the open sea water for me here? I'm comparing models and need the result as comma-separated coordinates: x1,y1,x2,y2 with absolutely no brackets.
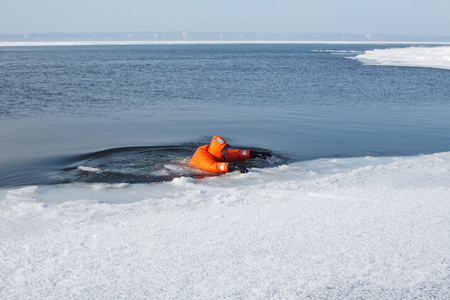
1,43,449,187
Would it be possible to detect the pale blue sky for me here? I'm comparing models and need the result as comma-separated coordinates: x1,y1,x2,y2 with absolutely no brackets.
1,0,449,36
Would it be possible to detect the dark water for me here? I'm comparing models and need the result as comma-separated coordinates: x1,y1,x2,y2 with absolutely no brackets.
1,44,449,187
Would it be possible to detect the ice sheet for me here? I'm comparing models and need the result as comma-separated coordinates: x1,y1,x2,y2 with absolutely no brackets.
1,153,449,298
352,46,450,69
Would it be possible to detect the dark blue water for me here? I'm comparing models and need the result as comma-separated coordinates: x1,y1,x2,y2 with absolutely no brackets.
1,44,449,187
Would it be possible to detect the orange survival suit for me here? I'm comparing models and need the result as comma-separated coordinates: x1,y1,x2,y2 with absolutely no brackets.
190,135,250,173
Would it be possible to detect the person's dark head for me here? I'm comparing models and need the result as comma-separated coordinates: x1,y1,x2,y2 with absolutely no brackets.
221,144,230,159
208,135,229,159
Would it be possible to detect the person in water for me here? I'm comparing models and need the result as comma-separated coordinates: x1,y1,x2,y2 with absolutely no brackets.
190,135,271,173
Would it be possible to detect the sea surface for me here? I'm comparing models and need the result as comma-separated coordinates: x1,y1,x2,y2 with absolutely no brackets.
1,43,449,187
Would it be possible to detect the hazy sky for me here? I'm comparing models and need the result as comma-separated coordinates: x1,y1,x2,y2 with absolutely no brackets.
1,0,449,36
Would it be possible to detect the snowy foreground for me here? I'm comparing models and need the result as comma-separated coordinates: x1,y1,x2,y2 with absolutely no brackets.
1,152,449,298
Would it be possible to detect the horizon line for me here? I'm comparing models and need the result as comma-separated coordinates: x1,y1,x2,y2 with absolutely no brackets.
2,40,450,47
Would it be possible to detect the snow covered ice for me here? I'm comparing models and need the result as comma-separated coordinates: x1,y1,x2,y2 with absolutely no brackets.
352,46,450,69
1,152,449,298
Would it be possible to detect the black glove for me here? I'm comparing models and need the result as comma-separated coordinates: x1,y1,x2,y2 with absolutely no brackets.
228,163,249,173
249,150,272,160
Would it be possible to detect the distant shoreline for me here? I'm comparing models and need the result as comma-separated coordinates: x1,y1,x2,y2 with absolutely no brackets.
3,32,449,46
2,40,450,47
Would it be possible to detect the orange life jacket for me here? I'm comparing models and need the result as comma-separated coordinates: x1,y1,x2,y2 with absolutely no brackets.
190,135,250,173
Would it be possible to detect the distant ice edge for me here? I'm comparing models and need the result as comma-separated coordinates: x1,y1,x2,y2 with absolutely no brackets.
351,46,450,70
